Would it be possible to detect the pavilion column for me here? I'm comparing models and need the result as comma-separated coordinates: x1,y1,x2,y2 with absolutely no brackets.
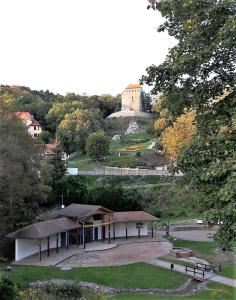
66,231,69,249
102,224,104,242
76,228,79,247
125,222,128,239
151,222,154,238
108,221,111,244
83,222,86,249
138,227,140,238
39,239,42,261
56,234,59,253
113,223,116,241
47,236,50,257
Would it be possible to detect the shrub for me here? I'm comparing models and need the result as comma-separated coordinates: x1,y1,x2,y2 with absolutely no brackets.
0,275,16,300
86,131,110,161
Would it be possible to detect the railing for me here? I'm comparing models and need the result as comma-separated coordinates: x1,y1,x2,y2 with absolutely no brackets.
195,263,217,272
67,167,183,176
185,266,205,279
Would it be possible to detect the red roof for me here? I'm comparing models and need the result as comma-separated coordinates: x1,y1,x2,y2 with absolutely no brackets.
104,211,158,223
126,84,142,89
14,112,32,121
45,144,56,152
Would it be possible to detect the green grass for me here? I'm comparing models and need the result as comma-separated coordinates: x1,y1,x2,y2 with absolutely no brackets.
4,263,187,289
218,265,236,279
166,236,217,255
111,282,235,300
158,256,195,268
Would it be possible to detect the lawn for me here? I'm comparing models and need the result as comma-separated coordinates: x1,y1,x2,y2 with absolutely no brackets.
166,236,217,255
217,265,236,279
111,283,235,300
3,263,187,289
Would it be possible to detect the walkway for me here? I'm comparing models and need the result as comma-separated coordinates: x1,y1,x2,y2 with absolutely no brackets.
149,259,236,288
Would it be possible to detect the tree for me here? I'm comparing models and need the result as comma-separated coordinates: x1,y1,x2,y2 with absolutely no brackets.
161,109,196,158
61,175,88,205
86,131,110,160
0,113,49,257
142,0,236,248
48,145,67,206
57,109,103,153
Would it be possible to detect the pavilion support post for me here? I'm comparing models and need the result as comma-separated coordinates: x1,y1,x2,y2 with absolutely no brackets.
39,239,42,261
102,224,104,242
113,223,116,241
138,227,140,238
151,222,154,238
66,231,69,249
108,222,111,244
76,228,79,247
125,222,128,239
83,222,86,249
47,236,50,257
56,234,59,253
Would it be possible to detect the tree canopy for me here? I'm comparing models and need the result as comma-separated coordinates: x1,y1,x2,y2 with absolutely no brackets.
86,131,110,161
142,0,236,248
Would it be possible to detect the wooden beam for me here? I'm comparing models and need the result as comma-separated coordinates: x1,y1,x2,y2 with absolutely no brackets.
47,237,50,257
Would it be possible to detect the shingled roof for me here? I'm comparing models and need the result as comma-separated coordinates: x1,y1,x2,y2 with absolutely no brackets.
104,211,159,223
7,217,80,239
59,204,113,219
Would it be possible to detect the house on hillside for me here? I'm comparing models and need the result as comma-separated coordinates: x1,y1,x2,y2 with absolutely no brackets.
7,204,158,262
14,112,42,138
44,143,68,161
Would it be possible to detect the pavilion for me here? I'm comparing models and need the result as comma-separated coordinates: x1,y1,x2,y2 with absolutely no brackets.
7,204,158,262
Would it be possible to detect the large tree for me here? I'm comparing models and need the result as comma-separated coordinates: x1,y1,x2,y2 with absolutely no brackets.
142,0,236,248
86,131,110,161
0,113,49,257
57,109,103,153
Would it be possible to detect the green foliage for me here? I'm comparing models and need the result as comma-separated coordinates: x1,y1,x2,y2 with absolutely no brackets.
61,175,88,205
0,113,50,257
57,109,103,153
47,145,67,205
142,0,236,248
0,275,16,300
87,177,143,211
86,131,110,160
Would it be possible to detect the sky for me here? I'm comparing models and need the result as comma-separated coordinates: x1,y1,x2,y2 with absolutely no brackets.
0,0,176,96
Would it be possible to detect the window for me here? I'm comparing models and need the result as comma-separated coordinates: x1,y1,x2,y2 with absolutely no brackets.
34,126,36,130
33,133,38,138
93,214,102,220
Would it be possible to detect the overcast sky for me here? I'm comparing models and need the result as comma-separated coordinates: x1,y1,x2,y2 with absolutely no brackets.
0,0,176,96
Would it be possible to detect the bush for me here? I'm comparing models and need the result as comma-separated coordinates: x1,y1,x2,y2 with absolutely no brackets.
0,275,16,300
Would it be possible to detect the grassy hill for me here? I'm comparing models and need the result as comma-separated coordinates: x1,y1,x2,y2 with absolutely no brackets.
68,117,169,170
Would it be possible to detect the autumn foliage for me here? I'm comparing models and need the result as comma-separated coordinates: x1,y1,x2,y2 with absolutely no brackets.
161,110,196,158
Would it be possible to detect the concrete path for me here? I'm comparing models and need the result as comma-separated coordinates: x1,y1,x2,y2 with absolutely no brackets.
210,274,236,287
149,259,236,288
